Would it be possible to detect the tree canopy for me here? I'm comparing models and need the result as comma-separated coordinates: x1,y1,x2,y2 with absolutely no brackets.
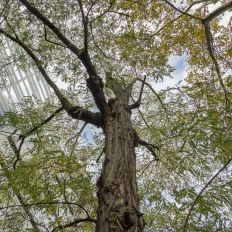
0,0,231,231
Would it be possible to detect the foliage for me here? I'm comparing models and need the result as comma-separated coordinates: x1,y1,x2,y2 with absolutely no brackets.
0,0,231,231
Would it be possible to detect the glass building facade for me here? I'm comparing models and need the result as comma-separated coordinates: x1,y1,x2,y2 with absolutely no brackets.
0,44,51,115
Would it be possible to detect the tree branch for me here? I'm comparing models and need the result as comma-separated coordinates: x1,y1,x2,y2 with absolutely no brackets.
137,138,160,161
151,0,208,37
51,218,97,232
43,24,66,48
182,158,232,232
129,78,165,110
203,23,230,110
0,28,104,128
7,135,21,170
18,0,109,116
0,153,43,231
128,76,147,110
0,201,90,216
18,0,82,57
202,0,232,24
77,0,88,52
134,130,160,160
163,0,202,20
20,106,64,139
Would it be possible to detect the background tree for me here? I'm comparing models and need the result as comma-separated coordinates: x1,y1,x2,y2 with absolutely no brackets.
0,0,231,231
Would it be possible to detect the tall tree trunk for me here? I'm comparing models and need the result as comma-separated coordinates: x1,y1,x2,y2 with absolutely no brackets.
96,88,145,231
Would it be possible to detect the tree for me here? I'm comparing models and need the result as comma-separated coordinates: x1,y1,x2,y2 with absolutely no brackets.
0,0,231,231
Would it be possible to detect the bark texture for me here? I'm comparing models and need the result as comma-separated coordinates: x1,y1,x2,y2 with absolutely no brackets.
96,87,145,231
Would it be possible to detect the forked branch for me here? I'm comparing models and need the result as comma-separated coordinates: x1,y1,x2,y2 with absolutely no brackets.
128,76,147,110
18,0,109,117
202,0,232,24
163,0,202,20
44,24,66,48
0,29,104,128
137,138,160,161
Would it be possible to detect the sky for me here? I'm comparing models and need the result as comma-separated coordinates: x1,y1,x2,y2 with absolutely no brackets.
153,0,232,91
0,1,231,111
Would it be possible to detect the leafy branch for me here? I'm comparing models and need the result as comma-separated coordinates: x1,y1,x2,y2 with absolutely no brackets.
163,0,202,20
203,23,231,111
0,152,43,231
20,106,64,139
202,0,232,24
51,218,97,232
0,28,104,128
18,0,109,116
182,158,232,232
43,24,66,48
0,201,91,217
152,0,210,37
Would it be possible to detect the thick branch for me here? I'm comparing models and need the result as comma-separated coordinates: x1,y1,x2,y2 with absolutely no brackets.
18,0,109,116
137,138,160,161
0,29,104,128
77,0,88,51
51,218,97,232
69,105,103,128
182,158,232,232
202,0,232,24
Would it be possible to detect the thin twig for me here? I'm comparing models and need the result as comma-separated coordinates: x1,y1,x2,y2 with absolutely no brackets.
203,23,230,111
0,201,90,217
138,158,156,178
91,1,115,22
89,22,117,60
182,158,232,232
163,0,202,20
131,78,165,109
44,24,66,48
70,122,87,156
20,106,64,139
151,0,206,37
51,218,97,232
87,0,98,17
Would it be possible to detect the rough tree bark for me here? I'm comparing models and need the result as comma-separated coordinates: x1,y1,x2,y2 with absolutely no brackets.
1,1,146,230
96,85,145,231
